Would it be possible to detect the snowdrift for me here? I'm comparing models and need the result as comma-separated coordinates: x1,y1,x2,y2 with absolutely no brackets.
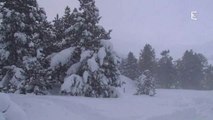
1,76,213,120
0,93,27,120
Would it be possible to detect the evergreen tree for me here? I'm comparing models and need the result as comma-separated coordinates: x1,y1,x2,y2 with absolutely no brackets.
0,0,52,94
51,14,64,52
176,50,207,89
136,70,156,96
119,58,127,75
60,0,121,98
63,7,83,48
52,6,81,52
203,65,213,90
156,50,177,88
119,52,140,80
138,44,156,75
48,7,83,93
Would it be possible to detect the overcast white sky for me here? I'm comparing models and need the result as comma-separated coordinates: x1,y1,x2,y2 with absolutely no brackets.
38,0,213,63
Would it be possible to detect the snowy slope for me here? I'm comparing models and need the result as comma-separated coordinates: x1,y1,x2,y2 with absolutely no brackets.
1,76,213,120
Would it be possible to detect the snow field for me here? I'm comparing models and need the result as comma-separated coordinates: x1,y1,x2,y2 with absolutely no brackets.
1,76,212,120
0,93,27,120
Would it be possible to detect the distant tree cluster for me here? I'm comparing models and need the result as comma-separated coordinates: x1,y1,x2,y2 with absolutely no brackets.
119,44,213,90
0,0,121,97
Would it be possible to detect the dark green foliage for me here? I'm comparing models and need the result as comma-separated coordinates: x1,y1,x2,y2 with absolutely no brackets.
176,50,207,89
203,65,213,90
0,0,52,94
138,44,156,75
52,7,82,51
120,52,140,80
156,50,177,88
69,0,120,97
49,0,121,97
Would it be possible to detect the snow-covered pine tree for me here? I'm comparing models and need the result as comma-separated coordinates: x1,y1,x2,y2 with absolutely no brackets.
51,14,64,52
52,6,79,51
0,0,52,94
63,7,83,48
136,70,156,96
48,7,83,94
60,0,121,98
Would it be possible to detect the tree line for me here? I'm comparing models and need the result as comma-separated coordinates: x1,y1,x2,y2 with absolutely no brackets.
120,44,213,90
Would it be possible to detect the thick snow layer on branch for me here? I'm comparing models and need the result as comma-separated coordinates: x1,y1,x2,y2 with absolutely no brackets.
65,26,74,34
50,47,75,68
5,9,12,17
66,62,81,75
61,74,83,94
0,66,25,88
98,47,106,66
80,50,92,62
87,55,99,72
0,49,9,61
10,67,25,87
100,40,113,51
0,13,3,19
14,32,27,44
83,71,89,83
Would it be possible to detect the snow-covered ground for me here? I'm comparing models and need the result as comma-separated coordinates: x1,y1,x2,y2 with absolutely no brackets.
1,76,213,120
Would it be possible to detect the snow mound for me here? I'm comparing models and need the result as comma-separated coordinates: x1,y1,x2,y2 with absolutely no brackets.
0,93,10,112
117,75,136,96
6,89,213,120
0,93,27,120
0,113,6,120
5,101,28,120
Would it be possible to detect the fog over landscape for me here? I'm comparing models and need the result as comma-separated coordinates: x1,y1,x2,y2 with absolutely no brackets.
1,1,213,120
38,0,213,63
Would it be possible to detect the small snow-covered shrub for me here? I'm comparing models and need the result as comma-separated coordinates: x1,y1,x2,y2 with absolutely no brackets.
136,70,156,96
